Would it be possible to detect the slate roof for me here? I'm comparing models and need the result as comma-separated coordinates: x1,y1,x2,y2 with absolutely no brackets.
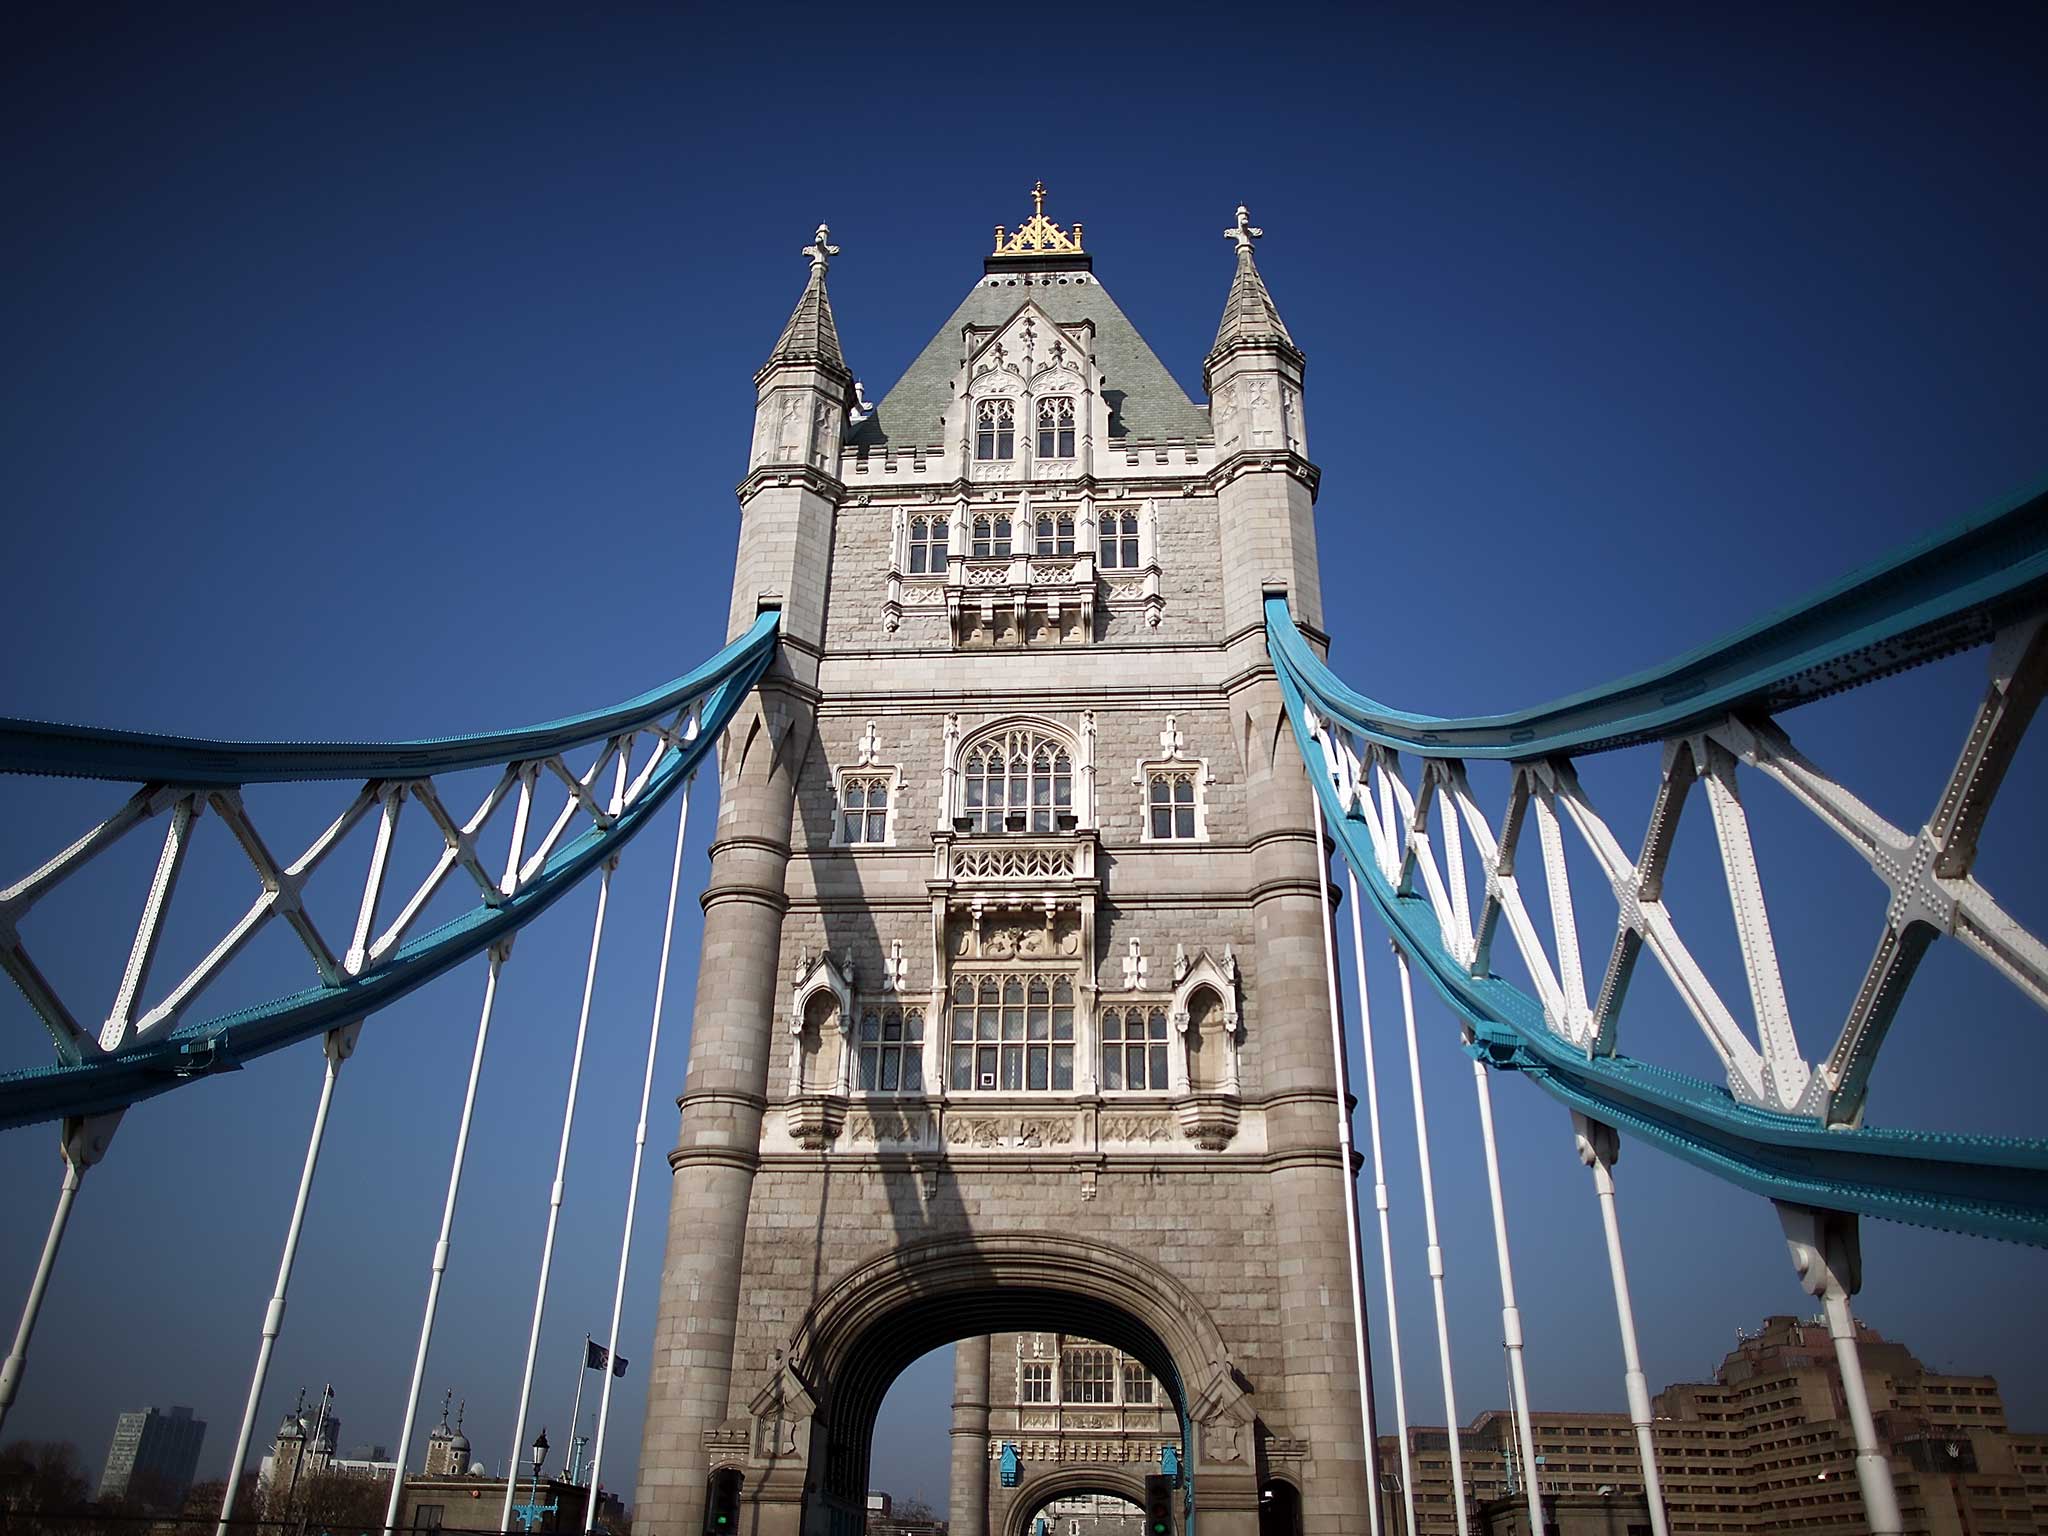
845,274,1211,449
763,266,847,378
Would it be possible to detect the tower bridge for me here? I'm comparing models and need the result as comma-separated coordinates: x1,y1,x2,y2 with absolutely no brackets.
1,191,2044,1536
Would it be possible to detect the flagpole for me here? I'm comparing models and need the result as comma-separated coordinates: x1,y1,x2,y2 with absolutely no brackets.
568,1340,589,1486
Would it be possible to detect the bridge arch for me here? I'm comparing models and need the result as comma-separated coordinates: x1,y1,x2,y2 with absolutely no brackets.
777,1230,1258,1524
1002,1468,1145,1536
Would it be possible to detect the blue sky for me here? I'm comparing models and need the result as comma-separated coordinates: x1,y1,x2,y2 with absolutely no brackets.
2,1,2045,1516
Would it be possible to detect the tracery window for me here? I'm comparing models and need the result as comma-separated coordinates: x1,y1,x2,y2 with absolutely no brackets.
962,729,1071,833
839,776,891,844
948,973,1075,1091
975,399,1015,461
856,1004,924,1092
1121,1361,1155,1405
1063,1347,1115,1405
1034,510,1076,557
907,515,948,575
971,514,1013,559
1100,1006,1169,1091
1098,509,1141,569
1148,772,1197,840
1036,396,1076,458
1020,1362,1054,1404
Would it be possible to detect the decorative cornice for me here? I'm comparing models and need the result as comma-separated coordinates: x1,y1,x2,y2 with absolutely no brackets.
737,463,846,504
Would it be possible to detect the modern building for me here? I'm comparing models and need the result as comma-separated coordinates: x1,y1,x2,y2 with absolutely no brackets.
637,190,1364,1535
1380,1314,2048,1535
98,1404,206,1507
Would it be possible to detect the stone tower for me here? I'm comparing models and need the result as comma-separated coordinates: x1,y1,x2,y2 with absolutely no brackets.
635,192,1366,1536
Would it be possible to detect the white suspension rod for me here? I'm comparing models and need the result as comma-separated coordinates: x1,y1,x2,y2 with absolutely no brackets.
0,1156,85,1435
1823,1288,1903,1533
1310,792,1383,1536
384,947,508,1536
1394,946,1470,1536
1346,869,1419,1536
1573,1114,1670,1536
585,768,695,1530
1470,1049,1543,1534
501,861,616,1532
217,1030,353,1535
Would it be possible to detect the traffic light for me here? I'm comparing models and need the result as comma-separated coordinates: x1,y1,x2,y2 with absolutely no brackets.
1144,1472,1174,1534
704,1467,741,1533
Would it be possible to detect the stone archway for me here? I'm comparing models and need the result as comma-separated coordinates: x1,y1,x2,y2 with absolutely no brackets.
743,1231,1264,1534
1002,1466,1147,1536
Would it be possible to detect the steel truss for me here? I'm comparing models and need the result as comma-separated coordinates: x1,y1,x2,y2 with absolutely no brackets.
1270,483,2048,1247
0,610,778,1130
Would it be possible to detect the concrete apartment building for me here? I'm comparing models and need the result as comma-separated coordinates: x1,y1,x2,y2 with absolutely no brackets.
635,190,1363,1536
1380,1315,2048,1535
98,1404,206,1507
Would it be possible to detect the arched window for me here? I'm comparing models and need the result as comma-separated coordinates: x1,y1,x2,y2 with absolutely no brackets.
949,973,1074,1091
961,727,1072,833
1100,1006,1169,1091
1034,511,1076,557
856,1004,924,1092
907,515,948,574
1185,986,1225,1092
1036,396,1076,458
839,775,890,844
975,398,1015,461
1148,771,1196,839
799,989,840,1094
971,514,1012,559
1099,509,1141,569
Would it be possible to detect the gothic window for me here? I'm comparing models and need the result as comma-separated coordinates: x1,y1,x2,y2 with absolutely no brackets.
1034,510,1076,557
1098,509,1141,569
971,514,1013,559
1062,1347,1115,1405
907,515,948,574
975,399,1015,461
1020,1362,1054,1404
1099,1006,1169,1091
856,1004,925,1092
1185,985,1225,1092
1121,1361,1155,1405
1036,396,1076,458
839,776,891,844
1148,772,1197,840
798,989,841,1094
948,973,1075,1091
961,729,1072,833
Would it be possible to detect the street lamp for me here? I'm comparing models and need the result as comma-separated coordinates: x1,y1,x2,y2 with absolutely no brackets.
530,1430,549,1510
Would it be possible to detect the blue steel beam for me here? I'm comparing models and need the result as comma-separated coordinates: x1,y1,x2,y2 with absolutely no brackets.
0,613,780,1129
1266,482,2048,1246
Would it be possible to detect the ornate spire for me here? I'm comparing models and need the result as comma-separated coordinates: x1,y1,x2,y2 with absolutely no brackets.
1208,203,1298,362
762,222,848,379
989,182,1086,261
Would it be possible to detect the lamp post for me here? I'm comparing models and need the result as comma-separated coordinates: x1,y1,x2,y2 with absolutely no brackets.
530,1430,549,1513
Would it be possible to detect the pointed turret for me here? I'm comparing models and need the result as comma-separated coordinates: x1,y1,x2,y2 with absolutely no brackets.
761,225,849,380
1204,204,1321,646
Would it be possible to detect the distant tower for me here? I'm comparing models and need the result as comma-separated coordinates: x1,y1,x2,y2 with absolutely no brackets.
423,1391,457,1476
99,1405,207,1508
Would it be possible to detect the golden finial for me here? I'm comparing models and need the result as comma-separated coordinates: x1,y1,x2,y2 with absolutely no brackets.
992,183,1084,257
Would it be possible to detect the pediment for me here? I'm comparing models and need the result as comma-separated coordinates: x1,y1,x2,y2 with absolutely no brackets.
964,302,1094,390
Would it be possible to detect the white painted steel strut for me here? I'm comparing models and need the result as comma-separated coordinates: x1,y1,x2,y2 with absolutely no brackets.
1393,946,1470,1535
1573,1114,1670,1536
1347,869,1420,1536
501,850,619,1531
1469,1044,1543,1534
584,750,695,1531
1310,790,1383,1536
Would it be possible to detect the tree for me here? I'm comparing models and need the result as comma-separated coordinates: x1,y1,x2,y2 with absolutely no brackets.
893,1495,938,1520
0,1440,92,1514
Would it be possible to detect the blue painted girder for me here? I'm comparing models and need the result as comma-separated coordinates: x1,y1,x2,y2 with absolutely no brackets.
1264,481,2048,1246
0,613,779,1130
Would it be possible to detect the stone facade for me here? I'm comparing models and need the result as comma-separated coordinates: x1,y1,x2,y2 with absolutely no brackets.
634,196,1366,1536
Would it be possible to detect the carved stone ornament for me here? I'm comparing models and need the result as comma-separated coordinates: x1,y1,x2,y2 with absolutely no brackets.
747,1356,818,1462
1188,1359,1258,1467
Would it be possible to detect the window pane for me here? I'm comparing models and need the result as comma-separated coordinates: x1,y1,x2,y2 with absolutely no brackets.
905,1008,924,1040
1027,1046,1047,1090
1148,1009,1168,1039
880,1052,899,1091
860,1012,880,1041
1102,1047,1123,1089
1152,807,1171,839
868,810,887,841
978,1044,997,1083
903,1052,923,1091
1002,1009,1023,1042
1052,1046,1072,1090
909,544,926,574
1150,1043,1169,1086
950,1046,972,1089
1176,806,1194,839
881,1012,902,1041
1028,1008,1048,1040
1052,1008,1072,1040
1103,1010,1122,1042
1174,778,1193,805
1000,1046,1023,1090
1128,1044,1147,1086
858,1050,877,1090
1122,537,1139,566
1150,778,1169,805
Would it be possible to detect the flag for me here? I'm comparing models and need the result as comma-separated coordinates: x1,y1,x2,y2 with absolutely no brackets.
585,1339,629,1377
